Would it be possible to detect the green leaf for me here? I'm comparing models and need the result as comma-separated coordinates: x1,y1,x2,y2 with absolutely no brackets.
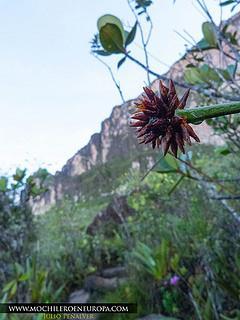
201,65,221,83
117,56,127,68
168,175,185,195
217,64,237,81
0,177,8,192
227,63,237,77
198,64,212,82
220,0,235,6
10,282,17,298
195,38,212,50
170,253,180,271
30,186,44,196
185,65,222,85
97,14,125,42
35,168,49,179
155,154,179,173
125,22,137,46
93,50,112,56
222,24,229,35
15,262,23,275
99,23,124,53
184,67,204,85
135,0,153,10
2,280,15,293
219,68,232,81
13,168,26,182
203,296,214,320
228,31,238,45
202,22,218,47
215,146,231,156
133,242,156,269
19,273,29,282
52,283,65,300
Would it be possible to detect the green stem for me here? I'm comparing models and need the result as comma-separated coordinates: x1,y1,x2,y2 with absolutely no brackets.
176,101,240,124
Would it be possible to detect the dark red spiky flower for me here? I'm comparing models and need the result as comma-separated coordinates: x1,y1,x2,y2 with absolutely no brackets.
130,80,200,157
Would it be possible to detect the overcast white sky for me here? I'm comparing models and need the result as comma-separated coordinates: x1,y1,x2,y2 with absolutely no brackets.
0,0,236,175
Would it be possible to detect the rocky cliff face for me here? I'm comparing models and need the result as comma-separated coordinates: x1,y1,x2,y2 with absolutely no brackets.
60,101,140,177
29,100,148,213
30,12,240,214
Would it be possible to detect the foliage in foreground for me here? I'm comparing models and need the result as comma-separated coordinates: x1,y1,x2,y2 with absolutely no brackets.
98,147,240,319
1,145,240,320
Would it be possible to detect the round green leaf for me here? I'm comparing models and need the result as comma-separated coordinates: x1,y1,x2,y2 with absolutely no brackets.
184,68,204,85
97,14,125,42
199,64,221,83
202,22,218,47
99,23,124,53
198,64,210,82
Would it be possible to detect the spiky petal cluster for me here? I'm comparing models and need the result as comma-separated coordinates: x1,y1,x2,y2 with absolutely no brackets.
130,80,200,157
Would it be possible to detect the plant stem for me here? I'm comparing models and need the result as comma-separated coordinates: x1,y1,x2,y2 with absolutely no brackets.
176,101,240,124
127,0,152,85
93,54,125,103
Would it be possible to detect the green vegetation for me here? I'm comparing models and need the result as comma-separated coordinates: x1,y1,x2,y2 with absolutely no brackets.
61,150,157,201
97,146,240,319
1,144,240,319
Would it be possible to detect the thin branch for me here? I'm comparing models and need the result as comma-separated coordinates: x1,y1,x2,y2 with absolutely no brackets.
127,0,152,84
176,158,229,192
177,157,240,223
212,177,240,182
124,51,240,101
145,14,153,46
174,30,195,47
93,54,125,103
140,155,164,182
133,42,176,70
206,182,240,223
211,195,240,200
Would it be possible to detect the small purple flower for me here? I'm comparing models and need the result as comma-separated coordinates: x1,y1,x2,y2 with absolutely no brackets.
169,275,180,286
